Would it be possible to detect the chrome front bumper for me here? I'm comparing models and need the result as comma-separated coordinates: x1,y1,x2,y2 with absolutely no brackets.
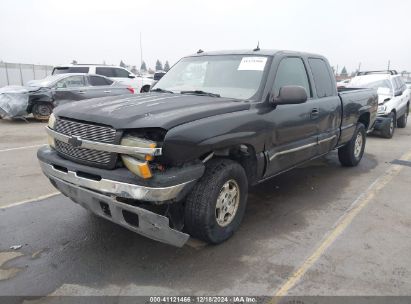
50,176,189,247
39,161,192,202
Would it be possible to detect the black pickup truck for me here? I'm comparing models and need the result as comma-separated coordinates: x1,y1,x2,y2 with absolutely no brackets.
38,50,378,247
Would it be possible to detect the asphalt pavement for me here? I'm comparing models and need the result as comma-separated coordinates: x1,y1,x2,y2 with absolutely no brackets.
0,118,411,300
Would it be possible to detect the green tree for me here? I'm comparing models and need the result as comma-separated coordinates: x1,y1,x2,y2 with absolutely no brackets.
164,61,170,71
71,60,78,65
340,66,348,77
140,61,147,71
119,60,127,68
155,60,163,71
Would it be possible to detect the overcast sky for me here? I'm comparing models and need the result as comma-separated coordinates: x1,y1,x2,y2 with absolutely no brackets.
1,0,410,74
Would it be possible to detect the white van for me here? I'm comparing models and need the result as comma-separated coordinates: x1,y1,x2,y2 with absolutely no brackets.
52,64,154,94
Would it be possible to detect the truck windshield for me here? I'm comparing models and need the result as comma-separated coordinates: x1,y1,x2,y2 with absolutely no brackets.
152,55,269,100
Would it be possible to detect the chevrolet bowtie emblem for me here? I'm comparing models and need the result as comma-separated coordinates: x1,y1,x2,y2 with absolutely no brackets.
68,136,82,148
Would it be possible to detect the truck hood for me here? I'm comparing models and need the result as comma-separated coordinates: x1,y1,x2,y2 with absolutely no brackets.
54,93,250,130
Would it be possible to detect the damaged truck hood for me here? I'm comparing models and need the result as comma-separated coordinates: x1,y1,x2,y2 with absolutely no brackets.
54,93,250,130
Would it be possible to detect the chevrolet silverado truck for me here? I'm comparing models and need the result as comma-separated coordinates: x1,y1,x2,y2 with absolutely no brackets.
38,50,378,247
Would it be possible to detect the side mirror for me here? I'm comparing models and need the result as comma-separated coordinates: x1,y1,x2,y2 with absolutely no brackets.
394,90,403,97
271,85,308,105
128,74,136,79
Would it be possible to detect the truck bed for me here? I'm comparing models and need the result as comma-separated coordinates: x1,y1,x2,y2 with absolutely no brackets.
337,87,378,145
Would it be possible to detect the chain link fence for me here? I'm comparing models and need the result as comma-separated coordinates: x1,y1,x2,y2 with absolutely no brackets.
0,62,53,88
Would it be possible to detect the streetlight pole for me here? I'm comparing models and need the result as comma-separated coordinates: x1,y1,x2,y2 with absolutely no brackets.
140,32,143,71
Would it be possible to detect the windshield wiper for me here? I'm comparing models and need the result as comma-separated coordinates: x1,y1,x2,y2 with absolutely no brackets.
180,90,220,98
151,88,174,94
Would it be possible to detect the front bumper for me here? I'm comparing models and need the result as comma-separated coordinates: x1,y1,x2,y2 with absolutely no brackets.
373,115,391,131
38,146,205,247
51,177,189,247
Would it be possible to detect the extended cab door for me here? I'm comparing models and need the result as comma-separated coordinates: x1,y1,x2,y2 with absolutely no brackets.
307,58,341,155
264,56,319,177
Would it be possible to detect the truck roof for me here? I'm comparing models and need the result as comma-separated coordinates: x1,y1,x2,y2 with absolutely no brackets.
189,49,325,58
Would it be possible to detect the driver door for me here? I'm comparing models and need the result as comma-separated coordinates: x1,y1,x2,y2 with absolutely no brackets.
265,56,319,177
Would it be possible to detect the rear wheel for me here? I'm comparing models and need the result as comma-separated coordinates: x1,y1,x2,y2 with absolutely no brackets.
397,108,408,128
32,103,53,120
184,159,248,244
381,112,396,138
338,123,366,167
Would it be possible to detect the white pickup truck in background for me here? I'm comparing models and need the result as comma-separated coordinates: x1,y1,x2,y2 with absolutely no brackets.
52,64,154,93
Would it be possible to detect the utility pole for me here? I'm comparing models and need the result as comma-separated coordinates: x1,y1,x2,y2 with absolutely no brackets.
140,32,143,71
336,64,339,77
358,62,361,73
387,60,390,71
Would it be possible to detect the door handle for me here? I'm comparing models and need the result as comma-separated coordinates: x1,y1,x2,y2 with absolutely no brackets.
311,108,319,119
104,90,111,93
77,91,86,94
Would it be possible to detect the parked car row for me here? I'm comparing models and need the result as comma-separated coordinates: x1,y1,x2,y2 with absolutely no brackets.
52,64,154,93
38,49,379,247
0,73,134,120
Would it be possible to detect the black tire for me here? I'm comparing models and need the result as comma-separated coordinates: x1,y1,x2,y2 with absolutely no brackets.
381,112,396,138
338,123,366,167
184,159,248,244
33,103,53,120
397,108,408,128
140,85,150,93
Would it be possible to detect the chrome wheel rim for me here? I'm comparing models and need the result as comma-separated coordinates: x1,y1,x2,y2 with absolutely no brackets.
37,105,51,116
215,179,240,227
354,132,363,159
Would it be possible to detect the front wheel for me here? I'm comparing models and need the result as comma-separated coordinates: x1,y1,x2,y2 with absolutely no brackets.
32,103,53,120
184,159,248,244
397,109,408,128
338,123,366,167
381,112,396,138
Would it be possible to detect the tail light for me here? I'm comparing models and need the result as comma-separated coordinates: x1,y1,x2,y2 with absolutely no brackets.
127,87,135,94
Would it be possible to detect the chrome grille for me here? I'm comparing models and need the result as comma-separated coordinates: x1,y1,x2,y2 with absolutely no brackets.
55,118,116,143
55,140,112,164
54,118,117,167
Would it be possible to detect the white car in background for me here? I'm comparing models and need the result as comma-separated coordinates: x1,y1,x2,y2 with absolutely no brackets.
52,64,154,93
336,78,351,88
349,71,410,138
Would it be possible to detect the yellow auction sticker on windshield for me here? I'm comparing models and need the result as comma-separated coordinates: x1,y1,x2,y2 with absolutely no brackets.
238,57,267,71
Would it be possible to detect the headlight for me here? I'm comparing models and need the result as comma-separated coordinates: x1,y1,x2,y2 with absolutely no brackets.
48,113,56,129
378,105,386,113
47,113,56,148
120,136,157,179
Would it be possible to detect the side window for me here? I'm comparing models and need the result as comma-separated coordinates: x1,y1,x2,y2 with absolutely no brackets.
55,76,85,88
113,68,130,78
392,77,402,93
95,67,116,78
308,58,335,98
273,57,311,97
89,76,113,86
53,67,89,75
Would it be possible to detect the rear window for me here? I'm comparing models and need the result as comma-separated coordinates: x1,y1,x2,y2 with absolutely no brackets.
96,67,130,78
52,67,89,75
308,58,335,98
88,75,113,86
